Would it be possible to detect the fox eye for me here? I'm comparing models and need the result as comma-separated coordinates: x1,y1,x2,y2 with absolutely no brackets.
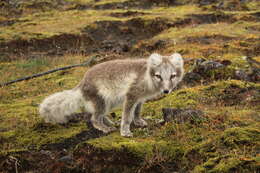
170,74,176,80
154,74,162,80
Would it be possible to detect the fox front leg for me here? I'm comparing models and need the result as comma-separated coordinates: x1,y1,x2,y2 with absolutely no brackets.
120,96,138,137
133,103,148,127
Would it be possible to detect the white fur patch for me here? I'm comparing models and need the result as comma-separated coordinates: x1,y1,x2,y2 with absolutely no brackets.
96,73,137,110
83,101,95,114
149,53,162,66
39,89,85,123
170,53,183,68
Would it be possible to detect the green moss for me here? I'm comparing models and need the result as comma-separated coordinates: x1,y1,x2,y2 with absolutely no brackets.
185,124,260,172
0,122,87,153
246,1,260,10
153,21,256,41
201,80,260,105
85,132,185,159
211,157,243,173
220,127,260,148
193,156,258,173
142,87,200,120
193,157,221,172
85,132,156,157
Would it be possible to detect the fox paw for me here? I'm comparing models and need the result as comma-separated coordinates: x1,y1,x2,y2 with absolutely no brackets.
100,126,117,134
103,116,115,127
92,122,116,133
134,118,148,127
120,128,133,137
103,126,117,133
121,131,133,137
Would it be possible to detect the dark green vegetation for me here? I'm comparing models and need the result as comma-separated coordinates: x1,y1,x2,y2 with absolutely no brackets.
0,0,259,172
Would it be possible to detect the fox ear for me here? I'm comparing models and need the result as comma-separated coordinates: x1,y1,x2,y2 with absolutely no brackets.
170,53,183,67
149,53,162,66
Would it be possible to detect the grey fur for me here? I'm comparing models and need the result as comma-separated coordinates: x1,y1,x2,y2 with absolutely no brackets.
39,53,184,137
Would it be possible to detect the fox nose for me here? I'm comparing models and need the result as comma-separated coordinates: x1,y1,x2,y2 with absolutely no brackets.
163,90,169,94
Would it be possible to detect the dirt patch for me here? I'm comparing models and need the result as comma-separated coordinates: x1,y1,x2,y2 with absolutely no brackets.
83,17,171,51
21,1,56,10
0,0,71,17
132,39,170,55
187,12,235,24
197,0,251,11
234,12,260,22
247,25,260,32
110,11,146,18
74,144,142,173
0,17,173,60
251,11,260,18
239,38,260,57
92,0,175,10
203,84,260,106
0,20,17,27
185,34,234,44
65,4,91,11
92,0,252,10
220,85,260,106
0,143,142,173
0,0,175,18
0,33,94,60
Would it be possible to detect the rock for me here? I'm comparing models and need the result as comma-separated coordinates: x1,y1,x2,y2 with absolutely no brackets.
235,70,250,81
182,58,230,86
182,72,202,85
195,59,225,72
162,108,205,124
58,155,73,163
234,56,260,82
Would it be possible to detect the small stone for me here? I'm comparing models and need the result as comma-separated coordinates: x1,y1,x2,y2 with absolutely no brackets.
162,108,205,124
58,155,73,163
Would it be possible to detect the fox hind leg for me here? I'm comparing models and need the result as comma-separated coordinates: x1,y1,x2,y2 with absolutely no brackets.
91,112,116,133
90,97,116,133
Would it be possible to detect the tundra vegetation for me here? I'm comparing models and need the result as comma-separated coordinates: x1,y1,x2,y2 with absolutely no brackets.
0,0,259,172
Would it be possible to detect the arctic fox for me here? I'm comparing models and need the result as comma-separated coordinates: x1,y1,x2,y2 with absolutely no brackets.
39,53,184,137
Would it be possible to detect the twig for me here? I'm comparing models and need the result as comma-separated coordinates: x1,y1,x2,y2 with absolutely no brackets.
0,55,98,87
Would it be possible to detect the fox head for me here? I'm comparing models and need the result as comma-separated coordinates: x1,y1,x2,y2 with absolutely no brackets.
148,53,184,94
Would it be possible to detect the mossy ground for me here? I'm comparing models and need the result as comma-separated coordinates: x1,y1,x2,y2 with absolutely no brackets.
0,0,259,172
